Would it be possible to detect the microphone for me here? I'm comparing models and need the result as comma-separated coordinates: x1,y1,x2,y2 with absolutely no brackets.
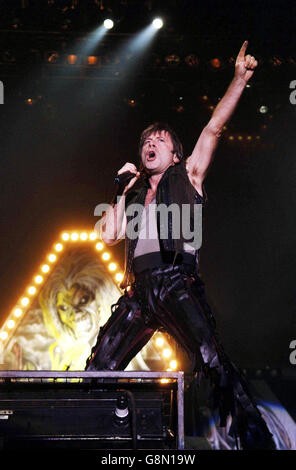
110,171,139,204
114,171,136,186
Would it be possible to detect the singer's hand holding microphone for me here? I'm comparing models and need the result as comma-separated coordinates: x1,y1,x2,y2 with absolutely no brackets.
114,163,141,195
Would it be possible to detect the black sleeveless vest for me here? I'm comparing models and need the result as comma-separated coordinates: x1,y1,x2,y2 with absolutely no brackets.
120,159,206,288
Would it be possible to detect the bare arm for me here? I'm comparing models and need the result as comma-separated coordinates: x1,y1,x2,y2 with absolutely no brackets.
98,163,140,245
186,41,258,189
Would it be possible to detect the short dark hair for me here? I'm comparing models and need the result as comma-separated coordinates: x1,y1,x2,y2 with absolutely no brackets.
139,122,183,162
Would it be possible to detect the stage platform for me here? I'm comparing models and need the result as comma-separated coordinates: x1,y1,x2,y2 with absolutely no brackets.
0,371,184,450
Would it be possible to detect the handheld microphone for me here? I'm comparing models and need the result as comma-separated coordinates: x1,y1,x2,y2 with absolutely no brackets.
114,171,136,186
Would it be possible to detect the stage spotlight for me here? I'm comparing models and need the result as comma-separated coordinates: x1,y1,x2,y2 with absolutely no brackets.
152,18,164,29
185,54,199,68
210,58,221,69
165,54,180,66
67,54,78,65
259,105,268,114
104,19,114,30
87,56,98,66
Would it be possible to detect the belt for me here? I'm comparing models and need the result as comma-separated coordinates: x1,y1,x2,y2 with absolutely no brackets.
132,251,196,274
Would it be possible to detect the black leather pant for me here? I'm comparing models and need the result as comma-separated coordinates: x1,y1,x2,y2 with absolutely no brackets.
85,263,274,449
86,263,221,372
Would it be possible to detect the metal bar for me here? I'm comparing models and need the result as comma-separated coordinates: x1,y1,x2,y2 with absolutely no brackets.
177,371,184,450
0,371,180,379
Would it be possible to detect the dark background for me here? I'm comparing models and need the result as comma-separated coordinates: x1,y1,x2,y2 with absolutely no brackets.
0,0,295,370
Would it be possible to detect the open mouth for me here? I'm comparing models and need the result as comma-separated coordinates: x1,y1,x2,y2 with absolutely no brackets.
147,151,156,161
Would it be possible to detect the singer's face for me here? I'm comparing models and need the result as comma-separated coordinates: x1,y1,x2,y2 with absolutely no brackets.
141,131,178,174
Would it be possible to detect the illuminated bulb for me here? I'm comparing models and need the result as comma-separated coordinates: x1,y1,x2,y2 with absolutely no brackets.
169,360,177,370
247,135,252,140
104,19,114,30
7,320,15,329
14,308,22,318
152,18,163,29
229,135,234,141
102,252,110,261
48,254,56,262
155,337,164,347
35,275,43,284
28,286,36,295
160,378,169,383
21,297,29,307
71,232,79,241
80,232,88,241
163,348,171,358
96,242,104,251
0,331,8,340
108,262,117,271
67,54,77,65
55,243,63,252
89,232,97,240
62,233,70,241
259,105,268,114
115,273,123,282
88,56,98,66
42,264,50,273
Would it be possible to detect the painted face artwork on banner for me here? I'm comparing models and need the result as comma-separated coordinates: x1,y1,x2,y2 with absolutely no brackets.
0,245,164,371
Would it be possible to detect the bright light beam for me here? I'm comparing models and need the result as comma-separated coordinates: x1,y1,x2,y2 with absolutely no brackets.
127,24,159,55
75,25,107,58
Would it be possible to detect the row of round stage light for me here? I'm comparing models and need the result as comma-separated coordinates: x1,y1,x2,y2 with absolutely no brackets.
102,17,163,31
0,230,125,343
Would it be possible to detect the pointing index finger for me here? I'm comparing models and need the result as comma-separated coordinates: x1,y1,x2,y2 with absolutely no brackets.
238,40,248,58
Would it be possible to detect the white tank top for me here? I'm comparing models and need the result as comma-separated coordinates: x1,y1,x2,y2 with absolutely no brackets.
134,198,195,258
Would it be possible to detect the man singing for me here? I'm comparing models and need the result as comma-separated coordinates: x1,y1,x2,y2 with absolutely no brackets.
86,42,274,449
